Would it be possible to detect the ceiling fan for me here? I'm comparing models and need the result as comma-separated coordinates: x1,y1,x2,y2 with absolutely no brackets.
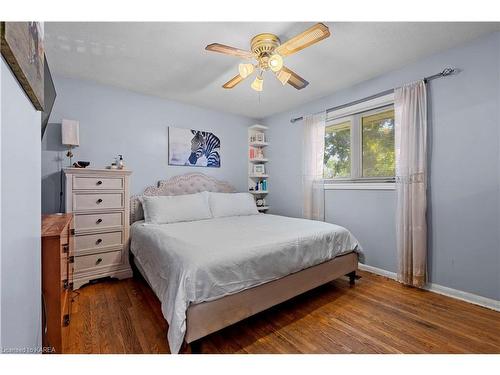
205,23,330,92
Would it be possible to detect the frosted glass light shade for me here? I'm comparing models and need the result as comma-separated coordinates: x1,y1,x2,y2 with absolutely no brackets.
61,119,80,146
238,63,254,78
268,54,283,72
251,76,263,92
276,69,291,85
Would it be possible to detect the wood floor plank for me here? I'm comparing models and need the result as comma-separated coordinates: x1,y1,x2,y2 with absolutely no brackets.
66,271,500,354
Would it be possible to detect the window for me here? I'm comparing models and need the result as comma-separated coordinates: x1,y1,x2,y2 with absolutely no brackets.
323,94,395,183
361,109,395,178
324,120,351,179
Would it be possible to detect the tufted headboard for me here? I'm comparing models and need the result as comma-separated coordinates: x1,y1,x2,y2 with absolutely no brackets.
130,173,236,224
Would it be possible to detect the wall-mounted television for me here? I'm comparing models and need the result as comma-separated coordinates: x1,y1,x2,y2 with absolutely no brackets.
41,54,56,140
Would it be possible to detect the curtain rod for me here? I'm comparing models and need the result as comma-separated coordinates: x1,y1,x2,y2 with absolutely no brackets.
290,67,457,124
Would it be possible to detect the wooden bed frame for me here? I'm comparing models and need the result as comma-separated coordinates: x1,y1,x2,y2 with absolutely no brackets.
129,173,359,353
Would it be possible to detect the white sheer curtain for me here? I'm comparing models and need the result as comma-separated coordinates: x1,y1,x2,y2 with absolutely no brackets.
302,112,326,220
394,80,428,288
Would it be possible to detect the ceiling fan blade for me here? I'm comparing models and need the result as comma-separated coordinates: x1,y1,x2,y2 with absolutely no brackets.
275,23,330,57
205,43,254,59
222,74,245,89
281,67,309,90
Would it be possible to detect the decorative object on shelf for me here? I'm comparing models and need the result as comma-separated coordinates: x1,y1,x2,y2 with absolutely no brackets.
1,22,45,110
118,154,125,169
256,198,266,207
168,127,221,168
108,160,118,169
249,147,265,160
256,133,265,143
61,119,80,167
72,161,90,168
205,23,330,92
253,164,265,175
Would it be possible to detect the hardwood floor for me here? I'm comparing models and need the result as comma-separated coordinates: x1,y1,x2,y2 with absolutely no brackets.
66,271,500,354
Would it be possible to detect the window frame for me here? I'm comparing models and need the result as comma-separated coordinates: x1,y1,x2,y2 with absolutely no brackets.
323,93,396,188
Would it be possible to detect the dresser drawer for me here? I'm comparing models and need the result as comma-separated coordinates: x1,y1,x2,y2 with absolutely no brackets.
73,176,123,190
75,231,123,252
74,212,123,231
74,250,122,272
73,193,123,211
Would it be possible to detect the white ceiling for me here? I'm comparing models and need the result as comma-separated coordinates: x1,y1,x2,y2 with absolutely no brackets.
45,22,500,119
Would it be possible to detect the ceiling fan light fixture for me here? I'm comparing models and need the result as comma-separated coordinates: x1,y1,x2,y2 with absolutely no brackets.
251,75,263,92
238,63,255,78
268,54,283,72
276,69,291,85
206,23,330,91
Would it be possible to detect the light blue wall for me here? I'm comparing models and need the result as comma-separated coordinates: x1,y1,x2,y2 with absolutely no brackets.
264,32,500,300
1,57,42,350
42,77,256,214
326,190,397,272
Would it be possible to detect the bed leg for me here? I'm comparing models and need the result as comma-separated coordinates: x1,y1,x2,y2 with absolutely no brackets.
190,340,202,354
347,271,356,286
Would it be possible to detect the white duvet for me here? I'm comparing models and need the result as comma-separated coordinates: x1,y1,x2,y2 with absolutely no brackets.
130,214,362,353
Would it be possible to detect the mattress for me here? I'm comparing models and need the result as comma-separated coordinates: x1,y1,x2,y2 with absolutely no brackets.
130,214,362,353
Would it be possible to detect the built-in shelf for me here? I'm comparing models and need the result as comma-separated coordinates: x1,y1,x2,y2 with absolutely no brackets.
249,124,269,131
249,158,269,163
249,124,269,213
249,141,269,147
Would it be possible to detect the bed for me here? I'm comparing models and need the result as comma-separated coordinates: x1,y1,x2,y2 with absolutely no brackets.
129,173,362,353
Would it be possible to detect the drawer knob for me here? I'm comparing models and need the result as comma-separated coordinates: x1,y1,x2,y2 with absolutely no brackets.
96,218,103,224
96,238,103,245
96,258,103,265
96,180,103,185
96,198,103,204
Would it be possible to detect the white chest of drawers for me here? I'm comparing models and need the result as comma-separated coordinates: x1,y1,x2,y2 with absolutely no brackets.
64,168,133,289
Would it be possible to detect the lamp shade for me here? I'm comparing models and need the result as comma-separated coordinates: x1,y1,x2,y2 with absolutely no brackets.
238,63,254,79
268,54,283,72
61,119,80,146
251,76,263,92
276,69,291,85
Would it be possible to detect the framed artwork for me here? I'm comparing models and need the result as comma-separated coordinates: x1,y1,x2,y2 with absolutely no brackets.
168,127,221,168
253,164,265,174
1,22,45,110
255,133,265,142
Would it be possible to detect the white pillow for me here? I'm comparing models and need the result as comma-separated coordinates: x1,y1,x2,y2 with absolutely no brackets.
208,192,259,218
141,192,212,224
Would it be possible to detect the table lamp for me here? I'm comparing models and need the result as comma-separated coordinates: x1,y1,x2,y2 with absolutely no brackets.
61,119,79,166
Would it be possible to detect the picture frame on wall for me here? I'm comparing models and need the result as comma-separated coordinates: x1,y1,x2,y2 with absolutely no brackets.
168,127,221,168
1,22,45,110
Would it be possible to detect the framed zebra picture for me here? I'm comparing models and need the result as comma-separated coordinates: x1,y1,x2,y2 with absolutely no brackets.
168,127,221,168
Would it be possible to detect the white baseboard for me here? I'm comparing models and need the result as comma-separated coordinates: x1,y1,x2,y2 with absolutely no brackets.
358,263,500,312
358,263,397,280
